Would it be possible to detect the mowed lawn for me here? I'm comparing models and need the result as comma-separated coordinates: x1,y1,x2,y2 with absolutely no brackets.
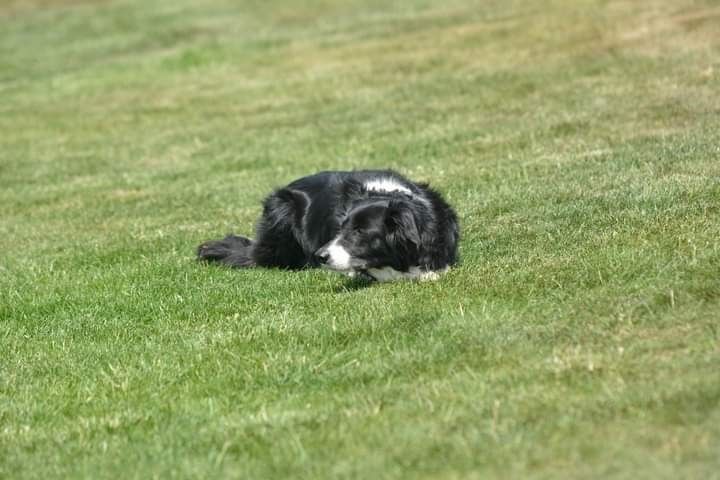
1,0,719,478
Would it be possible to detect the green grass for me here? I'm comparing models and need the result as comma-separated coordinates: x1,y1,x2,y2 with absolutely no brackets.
1,0,719,478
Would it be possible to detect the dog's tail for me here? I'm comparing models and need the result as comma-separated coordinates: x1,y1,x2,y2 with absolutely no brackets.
197,234,256,268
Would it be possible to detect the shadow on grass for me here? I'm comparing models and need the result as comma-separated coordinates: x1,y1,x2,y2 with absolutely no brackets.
333,276,375,293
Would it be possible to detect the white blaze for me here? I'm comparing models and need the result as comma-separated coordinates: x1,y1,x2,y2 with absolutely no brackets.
326,238,351,270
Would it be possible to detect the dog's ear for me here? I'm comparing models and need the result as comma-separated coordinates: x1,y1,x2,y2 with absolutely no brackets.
385,200,420,248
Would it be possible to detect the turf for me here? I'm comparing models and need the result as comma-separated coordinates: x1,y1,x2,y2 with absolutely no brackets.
1,0,719,478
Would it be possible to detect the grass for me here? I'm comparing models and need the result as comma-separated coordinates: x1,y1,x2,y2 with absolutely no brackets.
1,0,719,478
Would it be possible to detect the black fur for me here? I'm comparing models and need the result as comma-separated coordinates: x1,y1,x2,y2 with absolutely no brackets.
197,170,459,279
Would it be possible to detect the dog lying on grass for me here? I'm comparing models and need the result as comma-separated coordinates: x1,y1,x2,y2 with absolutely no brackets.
197,170,459,282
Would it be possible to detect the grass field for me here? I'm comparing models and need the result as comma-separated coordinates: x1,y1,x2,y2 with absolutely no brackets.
1,0,719,478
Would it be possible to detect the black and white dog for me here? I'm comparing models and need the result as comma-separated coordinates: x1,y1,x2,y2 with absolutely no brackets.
197,170,459,282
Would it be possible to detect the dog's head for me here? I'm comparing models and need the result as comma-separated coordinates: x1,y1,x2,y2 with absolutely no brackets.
315,199,421,275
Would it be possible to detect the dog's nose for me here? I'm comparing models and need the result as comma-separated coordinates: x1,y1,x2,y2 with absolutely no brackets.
315,249,330,264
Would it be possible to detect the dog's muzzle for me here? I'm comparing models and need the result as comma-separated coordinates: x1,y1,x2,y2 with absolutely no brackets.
314,247,330,265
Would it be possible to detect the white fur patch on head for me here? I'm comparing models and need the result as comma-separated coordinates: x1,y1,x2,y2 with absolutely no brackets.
364,178,412,195
326,238,351,270
367,266,449,282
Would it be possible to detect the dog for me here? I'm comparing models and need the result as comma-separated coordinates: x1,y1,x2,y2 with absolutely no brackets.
197,170,459,282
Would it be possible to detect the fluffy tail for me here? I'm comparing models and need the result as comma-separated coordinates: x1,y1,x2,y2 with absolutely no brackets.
196,234,256,268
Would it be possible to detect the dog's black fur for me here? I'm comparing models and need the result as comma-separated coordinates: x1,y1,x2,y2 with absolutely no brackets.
197,170,459,281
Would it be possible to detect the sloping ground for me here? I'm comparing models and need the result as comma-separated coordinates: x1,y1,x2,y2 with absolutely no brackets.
1,1,718,478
